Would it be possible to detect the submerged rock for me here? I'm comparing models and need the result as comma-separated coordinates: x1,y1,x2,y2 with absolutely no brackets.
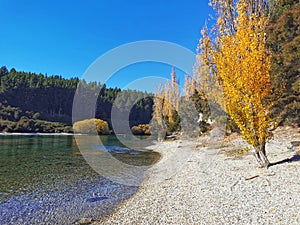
86,196,108,202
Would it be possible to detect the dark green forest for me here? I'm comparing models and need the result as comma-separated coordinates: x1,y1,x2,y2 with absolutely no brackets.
0,67,153,133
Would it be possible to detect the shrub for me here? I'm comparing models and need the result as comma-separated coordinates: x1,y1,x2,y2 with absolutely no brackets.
131,124,151,135
73,118,110,135
15,116,35,132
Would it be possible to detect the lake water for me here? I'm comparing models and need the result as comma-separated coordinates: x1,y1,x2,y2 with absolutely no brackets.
0,135,160,224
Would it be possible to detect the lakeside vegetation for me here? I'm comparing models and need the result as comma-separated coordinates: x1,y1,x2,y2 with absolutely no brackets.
0,67,153,133
73,118,110,135
0,0,298,142
152,0,299,167
131,124,151,135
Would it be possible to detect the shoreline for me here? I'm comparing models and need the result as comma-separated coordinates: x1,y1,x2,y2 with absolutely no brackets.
0,134,155,224
0,132,76,136
93,127,300,224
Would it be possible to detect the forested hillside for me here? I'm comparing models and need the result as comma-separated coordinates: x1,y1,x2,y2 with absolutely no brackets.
0,67,153,132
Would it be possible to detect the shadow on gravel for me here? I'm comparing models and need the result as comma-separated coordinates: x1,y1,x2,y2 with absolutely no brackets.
269,155,300,167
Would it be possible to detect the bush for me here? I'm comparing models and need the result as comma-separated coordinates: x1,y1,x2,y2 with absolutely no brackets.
15,116,35,132
73,118,110,135
0,117,73,133
131,124,151,135
0,120,16,132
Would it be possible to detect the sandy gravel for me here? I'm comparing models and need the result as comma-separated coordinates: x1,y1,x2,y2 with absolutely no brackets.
93,127,300,225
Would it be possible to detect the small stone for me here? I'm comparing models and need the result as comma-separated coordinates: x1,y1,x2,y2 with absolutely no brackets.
74,218,93,225
291,141,300,147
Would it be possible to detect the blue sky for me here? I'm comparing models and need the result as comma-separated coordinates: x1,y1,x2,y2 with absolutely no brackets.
0,0,212,91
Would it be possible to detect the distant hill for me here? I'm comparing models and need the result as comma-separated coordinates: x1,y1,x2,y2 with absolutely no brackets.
0,67,154,133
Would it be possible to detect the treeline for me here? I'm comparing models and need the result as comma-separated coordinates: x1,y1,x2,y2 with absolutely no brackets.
0,67,154,133
152,0,299,141
0,103,72,133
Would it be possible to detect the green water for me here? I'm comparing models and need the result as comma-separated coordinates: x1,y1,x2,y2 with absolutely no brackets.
0,135,160,202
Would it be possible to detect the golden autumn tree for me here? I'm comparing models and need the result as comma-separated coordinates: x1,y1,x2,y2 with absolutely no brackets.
197,0,275,167
151,84,166,140
170,66,180,113
194,26,225,110
152,67,181,136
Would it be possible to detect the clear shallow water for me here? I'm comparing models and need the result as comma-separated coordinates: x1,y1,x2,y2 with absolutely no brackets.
0,135,160,224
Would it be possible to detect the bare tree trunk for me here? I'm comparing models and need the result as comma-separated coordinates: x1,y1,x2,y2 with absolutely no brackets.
254,144,270,168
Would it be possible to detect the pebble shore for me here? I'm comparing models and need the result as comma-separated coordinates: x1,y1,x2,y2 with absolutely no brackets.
93,127,300,225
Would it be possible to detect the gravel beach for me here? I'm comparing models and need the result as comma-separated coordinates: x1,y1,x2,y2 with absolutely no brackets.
93,127,300,225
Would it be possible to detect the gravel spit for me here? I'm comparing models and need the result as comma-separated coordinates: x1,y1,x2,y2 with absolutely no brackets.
94,127,300,225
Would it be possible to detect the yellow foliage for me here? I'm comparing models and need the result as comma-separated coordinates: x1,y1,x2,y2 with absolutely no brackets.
196,0,274,152
73,118,110,135
153,68,181,125
152,84,165,127
131,124,151,135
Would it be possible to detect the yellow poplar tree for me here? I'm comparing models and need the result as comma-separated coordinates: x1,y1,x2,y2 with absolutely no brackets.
159,68,181,125
164,81,174,123
153,84,165,123
194,26,225,109
170,67,180,112
152,84,166,140
197,0,274,167
192,76,197,94
152,67,182,135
